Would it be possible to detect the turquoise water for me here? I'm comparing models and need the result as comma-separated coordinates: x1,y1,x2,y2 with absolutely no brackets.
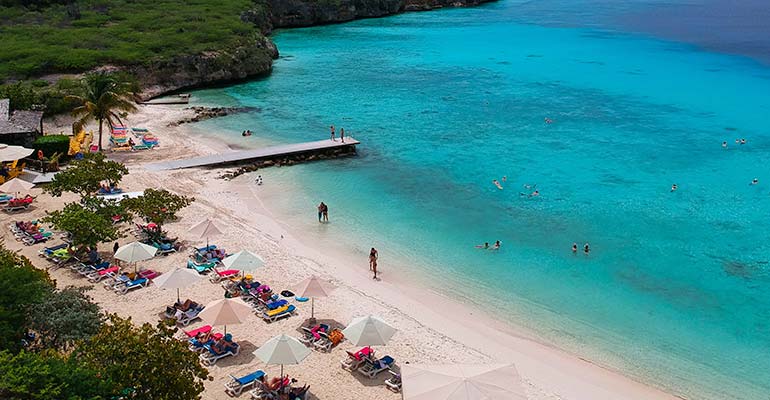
191,2,770,398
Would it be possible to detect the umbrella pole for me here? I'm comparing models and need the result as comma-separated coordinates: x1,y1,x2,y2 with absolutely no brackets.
311,297,315,319
177,288,180,304
224,325,227,336
280,364,284,388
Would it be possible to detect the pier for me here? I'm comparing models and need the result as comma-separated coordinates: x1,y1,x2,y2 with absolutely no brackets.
145,137,360,171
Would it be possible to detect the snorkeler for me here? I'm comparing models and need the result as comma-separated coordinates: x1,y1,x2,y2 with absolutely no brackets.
671,184,678,192
750,178,759,185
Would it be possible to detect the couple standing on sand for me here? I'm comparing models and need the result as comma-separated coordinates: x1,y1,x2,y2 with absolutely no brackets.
317,202,329,222
330,125,346,143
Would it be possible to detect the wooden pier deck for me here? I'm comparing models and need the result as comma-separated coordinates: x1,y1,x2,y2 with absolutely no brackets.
145,137,359,171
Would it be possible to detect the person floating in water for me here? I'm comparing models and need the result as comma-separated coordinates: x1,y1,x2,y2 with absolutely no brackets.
584,243,590,254
722,141,728,149
750,178,759,185
475,242,490,249
740,138,747,145
502,176,507,183
544,117,553,124
671,184,678,192
242,130,252,137
493,180,503,190
491,240,501,250
572,243,578,253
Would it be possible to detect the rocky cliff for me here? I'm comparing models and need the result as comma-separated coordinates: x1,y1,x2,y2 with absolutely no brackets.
134,36,278,100
138,0,494,98
268,0,496,28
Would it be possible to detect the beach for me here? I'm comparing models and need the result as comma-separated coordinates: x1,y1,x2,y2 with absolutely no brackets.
0,103,679,400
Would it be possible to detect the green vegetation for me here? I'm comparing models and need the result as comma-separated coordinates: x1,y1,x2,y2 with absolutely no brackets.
0,242,209,399
43,201,123,247
45,152,128,197
123,188,194,231
68,72,137,150
34,134,71,159
0,0,263,81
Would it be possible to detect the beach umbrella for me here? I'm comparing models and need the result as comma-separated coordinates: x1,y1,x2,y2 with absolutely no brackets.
401,363,527,400
188,218,223,248
197,297,252,335
0,178,34,194
222,250,265,275
253,334,311,384
291,275,335,320
152,267,202,303
0,144,34,162
114,241,157,272
342,315,396,348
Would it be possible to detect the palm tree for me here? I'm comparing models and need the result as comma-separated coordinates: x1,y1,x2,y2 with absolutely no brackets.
67,73,137,151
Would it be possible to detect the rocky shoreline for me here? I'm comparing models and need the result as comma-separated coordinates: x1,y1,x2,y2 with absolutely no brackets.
167,106,261,127
137,0,497,99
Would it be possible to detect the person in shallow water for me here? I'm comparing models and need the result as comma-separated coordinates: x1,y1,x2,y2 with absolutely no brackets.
722,141,728,148
317,202,325,222
491,240,501,250
750,178,759,185
475,242,490,249
572,243,578,253
369,247,378,271
584,243,590,254
671,184,678,192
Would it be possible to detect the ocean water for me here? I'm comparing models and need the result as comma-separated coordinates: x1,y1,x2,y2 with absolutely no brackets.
190,1,770,398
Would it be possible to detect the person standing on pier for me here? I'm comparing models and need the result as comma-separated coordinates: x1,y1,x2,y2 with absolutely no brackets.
340,128,345,143
330,125,336,141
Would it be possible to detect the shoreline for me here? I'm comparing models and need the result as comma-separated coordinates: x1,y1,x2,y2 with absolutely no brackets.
126,104,678,399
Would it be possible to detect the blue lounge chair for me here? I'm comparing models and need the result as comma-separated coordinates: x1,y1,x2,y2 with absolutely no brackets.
224,370,265,396
115,277,148,294
357,355,395,379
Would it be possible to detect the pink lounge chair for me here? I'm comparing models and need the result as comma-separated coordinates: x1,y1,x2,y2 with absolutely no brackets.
208,268,241,283
138,269,159,279
183,325,212,338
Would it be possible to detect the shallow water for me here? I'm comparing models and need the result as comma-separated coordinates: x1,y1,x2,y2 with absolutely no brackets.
191,2,770,398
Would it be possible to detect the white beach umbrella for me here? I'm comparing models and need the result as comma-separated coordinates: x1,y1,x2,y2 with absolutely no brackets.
114,241,157,263
253,334,311,382
198,297,252,335
0,178,34,194
401,363,527,400
152,267,202,303
291,275,335,319
188,218,223,248
0,144,34,162
222,250,265,273
342,315,396,347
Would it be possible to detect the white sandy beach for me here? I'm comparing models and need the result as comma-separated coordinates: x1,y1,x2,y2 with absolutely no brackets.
0,104,681,400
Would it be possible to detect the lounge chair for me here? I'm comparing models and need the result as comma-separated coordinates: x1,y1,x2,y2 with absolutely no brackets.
4,195,34,212
22,232,51,246
200,340,240,366
86,266,119,282
137,269,160,279
224,370,265,396
209,268,241,283
169,305,204,326
188,259,217,274
38,243,68,257
260,304,296,323
115,277,148,294
357,355,395,379
153,241,176,255
182,325,212,339
341,347,374,371
385,370,402,392
0,194,13,204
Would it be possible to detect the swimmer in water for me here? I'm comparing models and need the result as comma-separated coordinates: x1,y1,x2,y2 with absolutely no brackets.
491,240,501,250
544,117,553,124
722,141,728,149
750,178,759,185
493,180,503,190
572,243,578,253
584,243,590,254
475,242,490,249
502,176,507,182
735,139,740,144
671,184,678,192
741,138,747,145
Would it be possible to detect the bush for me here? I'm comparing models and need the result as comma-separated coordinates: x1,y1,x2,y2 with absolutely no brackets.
33,134,71,159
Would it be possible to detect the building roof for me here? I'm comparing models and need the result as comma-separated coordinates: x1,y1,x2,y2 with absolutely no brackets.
0,99,43,135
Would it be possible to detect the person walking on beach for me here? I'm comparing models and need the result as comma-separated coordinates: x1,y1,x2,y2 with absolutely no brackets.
317,202,325,222
340,127,345,143
369,248,378,271
330,125,336,141
370,248,379,279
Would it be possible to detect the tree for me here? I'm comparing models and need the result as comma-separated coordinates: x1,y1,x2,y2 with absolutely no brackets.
76,315,209,400
45,152,128,198
28,287,103,351
0,349,111,400
66,72,137,151
0,246,54,352
43,202,122,248
123,188,194,231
